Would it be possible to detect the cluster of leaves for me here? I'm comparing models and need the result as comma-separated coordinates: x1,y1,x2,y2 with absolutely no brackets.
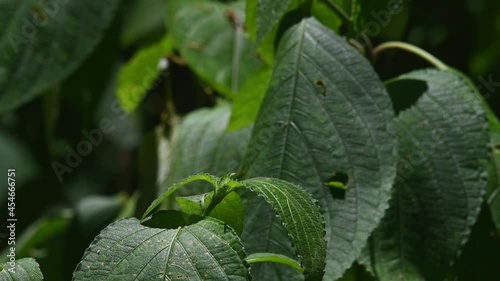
1,0,499,280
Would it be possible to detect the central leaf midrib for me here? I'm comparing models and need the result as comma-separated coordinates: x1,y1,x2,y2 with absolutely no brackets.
276,20,307,180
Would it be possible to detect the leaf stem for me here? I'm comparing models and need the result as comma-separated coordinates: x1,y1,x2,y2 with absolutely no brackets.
373,41,449,71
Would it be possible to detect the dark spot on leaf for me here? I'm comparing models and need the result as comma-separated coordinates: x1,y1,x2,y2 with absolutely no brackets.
326,171,349,199
314,80,327,96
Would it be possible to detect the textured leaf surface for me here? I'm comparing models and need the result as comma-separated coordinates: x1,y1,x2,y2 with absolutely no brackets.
360,69,489,281
246,0,292,43
168,0,265,95
0,258,43,281
242,177,326,280
242,18,397,279
0,0,121,112
164,104,251,194
117,35,174,113
73,217,249,281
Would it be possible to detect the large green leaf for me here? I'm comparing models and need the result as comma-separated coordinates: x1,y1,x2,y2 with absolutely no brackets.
168,0,265,95
242,18,397,280
246,0,293,43
242,177,327,280
164,104,252,193
0,0,121,113
360,69,489,281
73,217,249,280
0,258,43,280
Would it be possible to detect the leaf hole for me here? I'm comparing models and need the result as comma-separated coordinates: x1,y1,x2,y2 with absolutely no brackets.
326,171,349,199
387,79,428,114
314,79,327,96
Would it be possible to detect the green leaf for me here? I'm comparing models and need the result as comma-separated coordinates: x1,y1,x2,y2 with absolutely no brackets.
143,173,216,220
176,193,210,216
208,191,245,236
228,68,272,132
242,18,397,279
0,0,121,113
360,69,489,281
246,0,293,43
242,177,327,280
450,68,500,232
0,258,43,280
164,104,252,194
73,217,250,280
117,35,174,113
168,0,266,95
176,191,245,235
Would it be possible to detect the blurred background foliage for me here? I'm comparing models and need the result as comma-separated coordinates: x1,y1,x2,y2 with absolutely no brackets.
0,0,499,280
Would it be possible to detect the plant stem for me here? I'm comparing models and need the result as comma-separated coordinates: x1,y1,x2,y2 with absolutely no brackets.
373,41,449,71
